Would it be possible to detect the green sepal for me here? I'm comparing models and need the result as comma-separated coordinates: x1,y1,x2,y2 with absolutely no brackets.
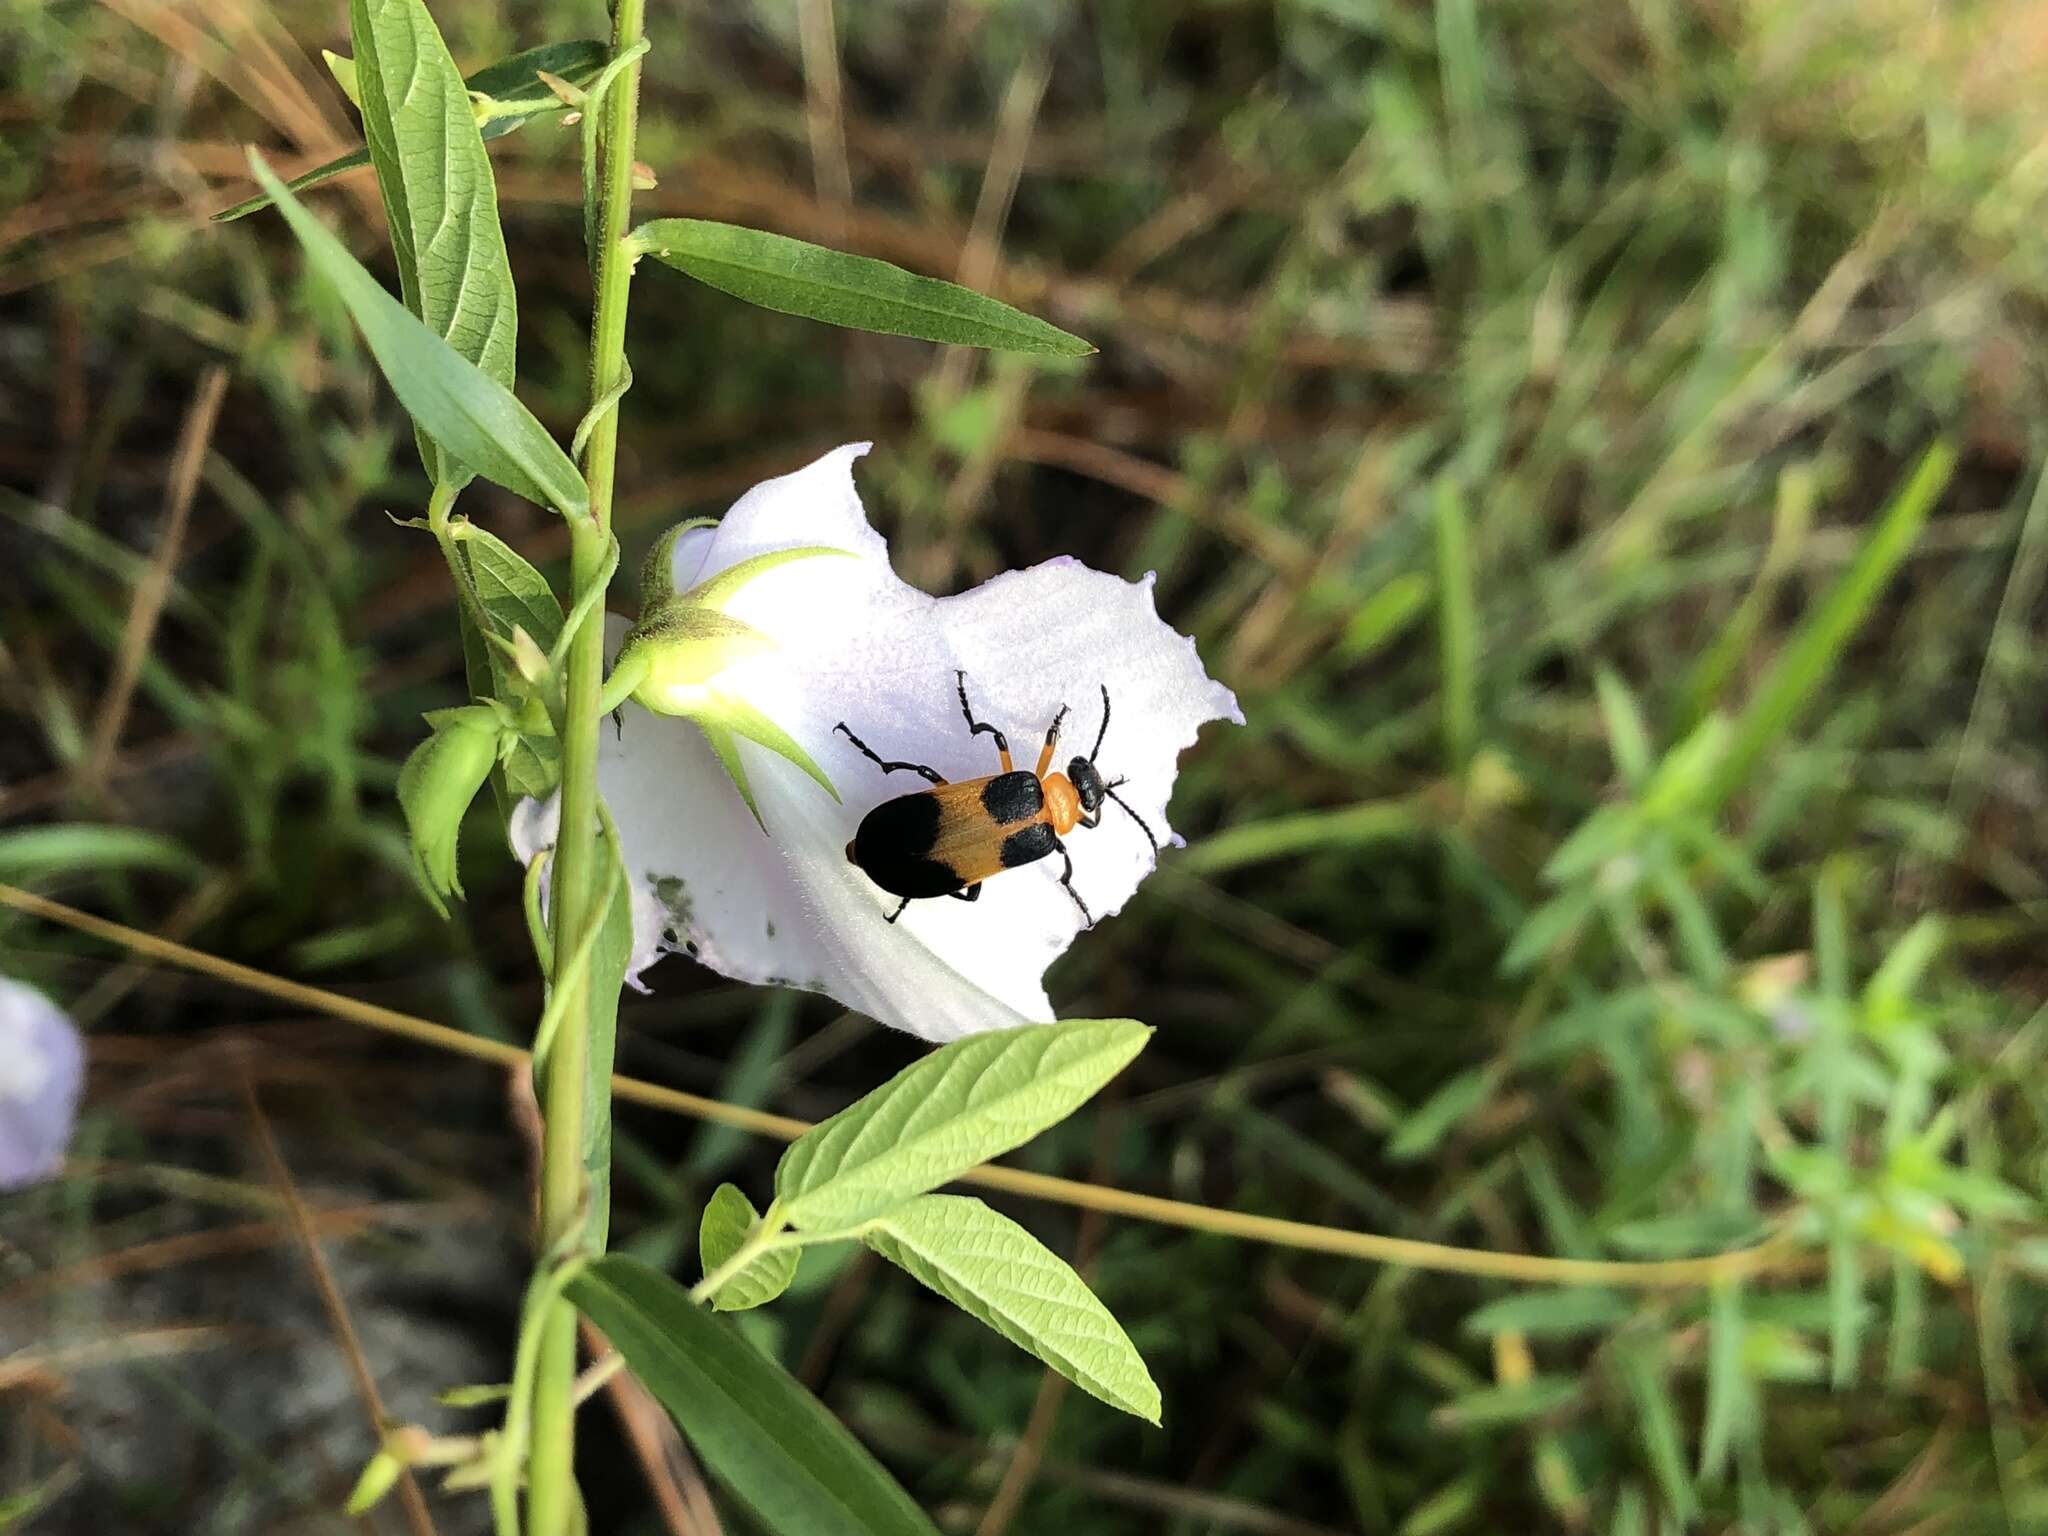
623,605,776,701
717,692,839,805
637,517,718,611
683,545,855,609
699,721,762,830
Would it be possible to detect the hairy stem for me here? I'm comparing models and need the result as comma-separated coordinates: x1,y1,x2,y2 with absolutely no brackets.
526,3,646,1533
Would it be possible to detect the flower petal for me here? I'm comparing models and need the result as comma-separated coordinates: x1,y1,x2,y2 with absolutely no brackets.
602,445,1239,1041
0,977,83,1189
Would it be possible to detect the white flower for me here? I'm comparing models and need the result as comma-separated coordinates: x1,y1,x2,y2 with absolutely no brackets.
0,976,83,1189
594,443,1240,1041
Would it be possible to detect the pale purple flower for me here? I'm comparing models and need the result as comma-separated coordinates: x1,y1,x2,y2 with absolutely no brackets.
0,977,83,1189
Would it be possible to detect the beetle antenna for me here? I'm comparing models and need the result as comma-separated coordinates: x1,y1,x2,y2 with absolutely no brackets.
1089,684,1112,762
1103,785,1159,855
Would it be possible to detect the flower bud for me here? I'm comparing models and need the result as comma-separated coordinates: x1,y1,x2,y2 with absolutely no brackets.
604,537,855,824
397,704,505,917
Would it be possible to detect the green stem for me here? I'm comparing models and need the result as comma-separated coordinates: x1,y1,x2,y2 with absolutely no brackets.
527,5,646,1534
426,481,490,640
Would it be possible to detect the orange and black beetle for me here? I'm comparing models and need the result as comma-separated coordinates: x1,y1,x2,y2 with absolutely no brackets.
838,673,1157,925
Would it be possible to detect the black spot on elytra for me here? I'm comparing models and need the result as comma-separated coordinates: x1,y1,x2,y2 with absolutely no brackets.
850,793,964,897
1000,822,1057,869
979,771,1044,826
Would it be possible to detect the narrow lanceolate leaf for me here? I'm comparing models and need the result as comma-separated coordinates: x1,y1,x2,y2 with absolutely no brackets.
246,153,587,517
775,1019,1150,1232
212,41,608,222
349,0,516,489
567,1256,940,1536
699,1184,798,1312
864,1195,1160,1422
636,219,1093,356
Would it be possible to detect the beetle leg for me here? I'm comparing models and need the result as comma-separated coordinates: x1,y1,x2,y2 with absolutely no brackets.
955,671,1013,773
1053,841,1093,927
835,723,945,785
1035,703,1070,777
949,883,982,903
886,896,912,924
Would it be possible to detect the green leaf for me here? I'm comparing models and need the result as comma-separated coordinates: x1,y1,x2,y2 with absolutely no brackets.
774,1019,1149,1232
863,1195,1160,1422
699,1184,798,1312
0,824,202,883
211,41,608,222
1462,1289,1632,1339
566,1255,941,1536
348,0,517,490
635,219,1093,356
246,152,587,517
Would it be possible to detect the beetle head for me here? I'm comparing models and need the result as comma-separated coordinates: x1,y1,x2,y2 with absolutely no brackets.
1067,756,1107,816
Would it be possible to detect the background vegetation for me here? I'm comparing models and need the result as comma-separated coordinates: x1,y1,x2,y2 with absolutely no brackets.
4,1,2046,1531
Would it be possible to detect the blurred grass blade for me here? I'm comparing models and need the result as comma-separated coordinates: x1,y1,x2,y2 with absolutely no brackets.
699,1184,797,1312
566,1255,941,1536
1677,459,1817,727
1827,1224,1862,1388
775,1019,1149,1231
1339,571,1431,662
1177,798,1421,876
0,824,202,882
245,153,587,517
212,41,607,222
1593,666,1652,786
1703,443,1955,812
863,1194,1160,1422
1462,1289,1631,1339
1431,1377,1578,1430
1387,1065,1494,1163
349,0,517,490
1698,1280,1746,1482
1432,478,1478,777
1617,1340,1698,1522
635,219,1094,355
